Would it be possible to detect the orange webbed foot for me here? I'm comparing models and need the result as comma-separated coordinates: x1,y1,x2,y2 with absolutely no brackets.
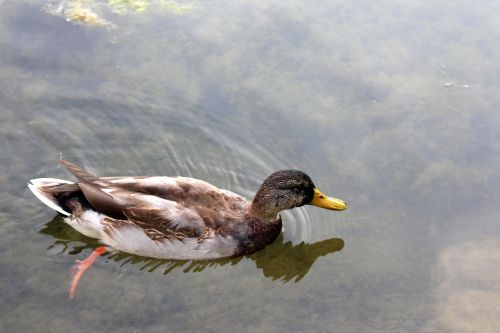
69,246,107,299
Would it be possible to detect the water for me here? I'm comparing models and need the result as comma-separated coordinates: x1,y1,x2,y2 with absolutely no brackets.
1,0,500,332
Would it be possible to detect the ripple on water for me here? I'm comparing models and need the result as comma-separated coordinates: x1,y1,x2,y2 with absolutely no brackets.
27,89,317,245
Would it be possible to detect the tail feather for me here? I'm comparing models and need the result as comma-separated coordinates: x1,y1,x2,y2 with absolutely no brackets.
60,160,101,184
29,178,74,187
28,178,72,216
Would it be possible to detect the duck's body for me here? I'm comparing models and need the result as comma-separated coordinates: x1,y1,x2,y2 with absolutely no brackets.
28,161,346,260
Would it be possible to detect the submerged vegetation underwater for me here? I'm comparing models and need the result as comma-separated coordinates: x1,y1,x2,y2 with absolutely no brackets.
44,0,194,26
0,0,499,332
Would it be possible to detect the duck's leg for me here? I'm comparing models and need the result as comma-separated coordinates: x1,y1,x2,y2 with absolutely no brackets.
69,246,107,299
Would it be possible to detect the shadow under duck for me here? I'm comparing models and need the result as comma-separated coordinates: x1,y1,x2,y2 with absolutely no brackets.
28,160,347,260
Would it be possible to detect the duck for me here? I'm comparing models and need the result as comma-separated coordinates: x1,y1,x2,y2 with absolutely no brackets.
28,160,347,260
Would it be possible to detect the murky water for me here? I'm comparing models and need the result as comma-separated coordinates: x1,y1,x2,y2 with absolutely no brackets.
1,0,500,332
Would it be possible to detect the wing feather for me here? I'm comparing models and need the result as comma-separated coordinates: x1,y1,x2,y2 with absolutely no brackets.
61,161,207,237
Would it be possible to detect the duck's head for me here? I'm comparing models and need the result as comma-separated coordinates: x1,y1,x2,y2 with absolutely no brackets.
249,170,347,221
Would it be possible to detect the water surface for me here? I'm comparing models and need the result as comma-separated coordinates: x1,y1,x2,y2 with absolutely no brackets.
1,0,500,332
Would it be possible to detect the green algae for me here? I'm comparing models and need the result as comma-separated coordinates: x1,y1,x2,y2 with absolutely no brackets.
108,0,194,14
108,0,150,13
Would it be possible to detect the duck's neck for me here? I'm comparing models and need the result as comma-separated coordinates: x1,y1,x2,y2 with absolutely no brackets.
248,198,282,222
248,179,297,222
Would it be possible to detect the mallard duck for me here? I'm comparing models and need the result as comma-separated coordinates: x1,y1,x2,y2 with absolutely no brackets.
28,160,347,260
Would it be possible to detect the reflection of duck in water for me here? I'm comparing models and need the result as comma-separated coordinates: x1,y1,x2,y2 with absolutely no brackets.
41,216,344,283
29,160,346,296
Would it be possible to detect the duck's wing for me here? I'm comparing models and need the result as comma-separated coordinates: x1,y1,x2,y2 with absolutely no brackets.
102,175,231,203
61,160,207,237
105,175,250,230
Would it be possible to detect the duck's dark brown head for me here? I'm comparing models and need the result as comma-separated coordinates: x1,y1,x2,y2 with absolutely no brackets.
249,170,347,221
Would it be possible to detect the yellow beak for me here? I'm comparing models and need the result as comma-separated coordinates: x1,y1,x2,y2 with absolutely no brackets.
310,188,347,211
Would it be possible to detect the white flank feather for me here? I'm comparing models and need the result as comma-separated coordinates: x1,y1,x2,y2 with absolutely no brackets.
64,211,103,239
100,224,238,260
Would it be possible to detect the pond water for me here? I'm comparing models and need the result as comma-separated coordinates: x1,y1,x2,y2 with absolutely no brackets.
1,0,500,332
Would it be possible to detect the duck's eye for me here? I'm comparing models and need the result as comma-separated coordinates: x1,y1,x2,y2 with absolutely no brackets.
319,195,325,199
